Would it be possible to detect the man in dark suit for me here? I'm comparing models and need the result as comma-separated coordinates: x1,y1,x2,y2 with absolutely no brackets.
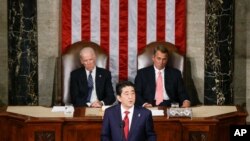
70,47,115,107
101,81,156,141
135,45,190,108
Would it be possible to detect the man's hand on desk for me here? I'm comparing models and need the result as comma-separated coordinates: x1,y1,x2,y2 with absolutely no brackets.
143,103,153,108
90,100,103,108
182,100,191,108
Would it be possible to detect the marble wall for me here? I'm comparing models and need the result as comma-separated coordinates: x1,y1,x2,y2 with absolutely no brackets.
8,0,38,105
234,0,250,121
37,0,60,106
248,6,250,123
234,0,248,105
0,0,8,106
186,0,205,104
204,0,234,105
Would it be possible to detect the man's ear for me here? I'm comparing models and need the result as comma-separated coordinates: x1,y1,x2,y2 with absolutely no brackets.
116,95,121,102
152,55,155,62
80,57,84,64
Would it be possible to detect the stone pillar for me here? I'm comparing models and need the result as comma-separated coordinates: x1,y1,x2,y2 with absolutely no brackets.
204,0,234,105
8,0,38,105
0,0,8,106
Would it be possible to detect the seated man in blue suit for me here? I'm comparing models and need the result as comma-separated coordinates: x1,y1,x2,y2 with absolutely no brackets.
101,81,156,141
135,45,190,108
70,47,115,107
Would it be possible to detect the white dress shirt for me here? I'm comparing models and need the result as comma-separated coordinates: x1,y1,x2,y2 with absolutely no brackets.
121,105,134,130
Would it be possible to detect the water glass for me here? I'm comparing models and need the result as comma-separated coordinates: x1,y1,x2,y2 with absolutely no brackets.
171,102,179,108
64,104,74,117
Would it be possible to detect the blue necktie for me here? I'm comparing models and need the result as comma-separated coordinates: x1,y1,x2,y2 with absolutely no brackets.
87,71,93,102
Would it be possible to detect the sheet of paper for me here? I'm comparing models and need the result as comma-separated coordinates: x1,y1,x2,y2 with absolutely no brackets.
85,108,103,116
7,106,65,117
150,109,164,116
51,106,65,112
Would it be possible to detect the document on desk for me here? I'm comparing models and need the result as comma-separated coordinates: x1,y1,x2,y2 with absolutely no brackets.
85,108,103,116
51,106,65,112
147,107,164,116
192,106,237,117
7,106,65,117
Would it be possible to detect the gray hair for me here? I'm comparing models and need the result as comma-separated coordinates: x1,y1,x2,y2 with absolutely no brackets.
79,47,96,58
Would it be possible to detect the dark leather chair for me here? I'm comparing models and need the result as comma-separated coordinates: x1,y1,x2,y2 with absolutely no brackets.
137,41,184,74
62,41,108,104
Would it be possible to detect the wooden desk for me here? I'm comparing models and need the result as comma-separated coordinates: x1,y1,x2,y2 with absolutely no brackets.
0,106,247,141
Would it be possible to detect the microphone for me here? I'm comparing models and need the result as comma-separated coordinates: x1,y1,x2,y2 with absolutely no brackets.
120,121,125,128
120,120,125,141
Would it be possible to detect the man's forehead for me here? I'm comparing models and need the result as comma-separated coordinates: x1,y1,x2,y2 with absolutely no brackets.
122,86,135,92
81,51,96,58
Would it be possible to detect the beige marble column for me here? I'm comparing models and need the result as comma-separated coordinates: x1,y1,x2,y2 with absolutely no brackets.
37,0,60,106
186,0,205,104
234,0,250,122
0,0,8,106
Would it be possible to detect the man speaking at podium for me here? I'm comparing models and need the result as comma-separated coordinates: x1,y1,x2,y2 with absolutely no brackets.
101,81,156,141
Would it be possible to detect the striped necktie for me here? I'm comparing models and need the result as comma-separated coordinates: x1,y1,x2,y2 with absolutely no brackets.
87,71,93,102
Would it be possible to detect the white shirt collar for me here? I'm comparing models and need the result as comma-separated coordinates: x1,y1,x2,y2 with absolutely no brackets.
153,66,165,73
120,105,134,114
86,67,96,75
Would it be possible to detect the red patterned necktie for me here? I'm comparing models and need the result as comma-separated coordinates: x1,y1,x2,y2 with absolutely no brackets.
156,71,164,105
123,111,130,140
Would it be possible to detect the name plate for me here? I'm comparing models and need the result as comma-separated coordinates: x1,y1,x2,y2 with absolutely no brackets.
167,108,192,119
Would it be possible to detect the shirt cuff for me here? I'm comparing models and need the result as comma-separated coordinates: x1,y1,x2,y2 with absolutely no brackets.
101,101,105,106
86,102,91,107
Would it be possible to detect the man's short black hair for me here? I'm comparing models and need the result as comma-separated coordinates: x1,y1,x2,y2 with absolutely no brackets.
116,81,135,96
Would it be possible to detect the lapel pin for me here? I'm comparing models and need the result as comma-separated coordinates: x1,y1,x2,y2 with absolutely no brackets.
138,113,140,117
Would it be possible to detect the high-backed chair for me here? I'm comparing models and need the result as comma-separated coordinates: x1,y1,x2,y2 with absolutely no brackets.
137,41,184,74
62,41,108,104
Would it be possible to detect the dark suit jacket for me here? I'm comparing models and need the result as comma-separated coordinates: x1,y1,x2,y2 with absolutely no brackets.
134,65,189,106
70,67,115,106
101,104,156,141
